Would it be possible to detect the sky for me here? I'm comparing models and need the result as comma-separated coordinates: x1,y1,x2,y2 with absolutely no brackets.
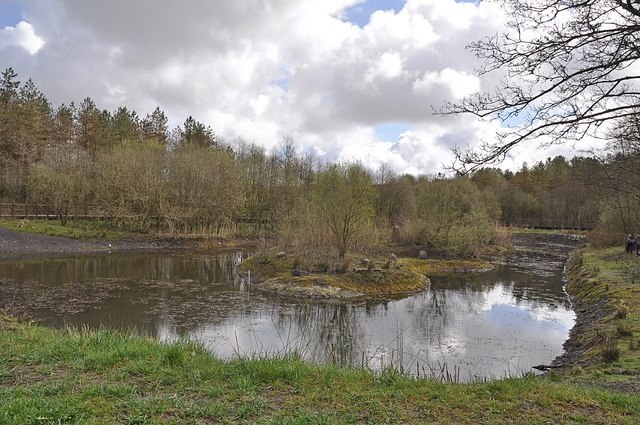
0,0,601,174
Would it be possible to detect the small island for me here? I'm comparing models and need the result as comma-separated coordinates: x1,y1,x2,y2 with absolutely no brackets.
239,249,493,299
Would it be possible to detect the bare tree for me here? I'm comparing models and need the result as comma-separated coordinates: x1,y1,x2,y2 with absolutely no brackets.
443,0,640,172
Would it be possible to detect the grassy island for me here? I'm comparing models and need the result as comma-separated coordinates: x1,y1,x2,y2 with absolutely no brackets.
238,250,493,299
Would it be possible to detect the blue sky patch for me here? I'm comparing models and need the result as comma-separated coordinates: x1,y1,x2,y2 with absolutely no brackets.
271,69,291,92
0,0,23,29
343,0,405,27
374,121,410,141
343,0,480,27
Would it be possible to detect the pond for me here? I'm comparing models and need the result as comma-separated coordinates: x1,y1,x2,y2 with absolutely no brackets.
0,246,575,382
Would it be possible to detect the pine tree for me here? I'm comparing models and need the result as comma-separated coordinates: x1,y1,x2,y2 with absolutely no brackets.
142,106,169,145
76,97,100,152
0,68,20,160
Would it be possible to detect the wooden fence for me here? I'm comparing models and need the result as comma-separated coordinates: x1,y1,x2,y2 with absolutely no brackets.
0,203,274,232
0,202,98,220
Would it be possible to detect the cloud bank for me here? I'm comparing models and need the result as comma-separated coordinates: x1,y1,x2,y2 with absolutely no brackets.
0,0,593,174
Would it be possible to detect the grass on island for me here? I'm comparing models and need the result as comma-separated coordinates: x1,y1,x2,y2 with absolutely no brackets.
559,246,640,392
238,249,492,298
397,257,493,277
239,250,429,298
1,314,639,424
0,218,135,241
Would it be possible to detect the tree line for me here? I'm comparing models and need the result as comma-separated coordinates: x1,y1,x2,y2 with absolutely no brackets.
0,68,637,255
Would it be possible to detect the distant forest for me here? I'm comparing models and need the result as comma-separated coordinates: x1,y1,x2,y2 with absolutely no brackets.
1,68,638,253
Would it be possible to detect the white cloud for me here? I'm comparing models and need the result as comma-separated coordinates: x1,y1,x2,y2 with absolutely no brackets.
366,51,404,81
414,68,480,100
0,21,44,55
2,0,598,175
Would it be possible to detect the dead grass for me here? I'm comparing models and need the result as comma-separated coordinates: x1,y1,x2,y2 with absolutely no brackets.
239,250,431,298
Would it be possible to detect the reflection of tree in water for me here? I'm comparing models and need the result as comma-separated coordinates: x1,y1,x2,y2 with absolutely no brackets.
409,259,572,361
0,251,255,333
270,302,373,368
1,247,576,379
0,251,248,286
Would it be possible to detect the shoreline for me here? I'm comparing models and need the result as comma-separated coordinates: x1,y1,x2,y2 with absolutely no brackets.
1,225,638,398
0,225,256,261
0,225,612,375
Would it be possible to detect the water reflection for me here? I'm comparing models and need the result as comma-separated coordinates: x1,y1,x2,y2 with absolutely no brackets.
0,251,575,381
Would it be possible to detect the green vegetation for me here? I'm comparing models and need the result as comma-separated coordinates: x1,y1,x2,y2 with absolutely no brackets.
0,218,134,240
399,178,497,255
559,247,640,392
1,314,639,424
238,248,497,299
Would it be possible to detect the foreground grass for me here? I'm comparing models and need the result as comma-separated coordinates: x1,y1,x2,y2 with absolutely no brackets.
1,315,639,424
561,246,640,392
0,218,135,241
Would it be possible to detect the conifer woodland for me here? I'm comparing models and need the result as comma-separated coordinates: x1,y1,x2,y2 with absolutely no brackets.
1,67,638,255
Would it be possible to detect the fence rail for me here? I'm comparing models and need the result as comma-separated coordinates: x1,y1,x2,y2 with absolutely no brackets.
0,202,99,220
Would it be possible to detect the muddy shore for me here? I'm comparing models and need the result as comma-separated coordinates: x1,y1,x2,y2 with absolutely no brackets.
0,226,202,260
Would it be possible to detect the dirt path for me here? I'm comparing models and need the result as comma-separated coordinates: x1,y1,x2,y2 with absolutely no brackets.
0,226,182,260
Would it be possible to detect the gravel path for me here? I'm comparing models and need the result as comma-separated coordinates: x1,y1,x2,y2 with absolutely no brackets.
0,226,172,260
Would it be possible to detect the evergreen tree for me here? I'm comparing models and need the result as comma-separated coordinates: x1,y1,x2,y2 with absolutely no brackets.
52,103,76,147
142,106,169,145
181,116,216,148
76,97,100,152
0,68,20,159
16,78,52,165
111,106,141,143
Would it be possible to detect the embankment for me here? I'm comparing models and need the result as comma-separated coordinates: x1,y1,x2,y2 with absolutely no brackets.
554,247,640,393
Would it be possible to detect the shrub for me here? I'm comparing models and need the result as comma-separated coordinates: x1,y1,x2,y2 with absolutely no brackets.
601,340,621,363
614,302,629,319
616,323,633,337
398,177,497,255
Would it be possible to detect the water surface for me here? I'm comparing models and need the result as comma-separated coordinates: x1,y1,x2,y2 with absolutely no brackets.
0,250,575,381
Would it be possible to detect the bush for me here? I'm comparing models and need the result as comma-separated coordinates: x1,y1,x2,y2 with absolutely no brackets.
398,177,497,255
614,302,629,319
616,323,633,337
590,198,639,248
601,340,621,363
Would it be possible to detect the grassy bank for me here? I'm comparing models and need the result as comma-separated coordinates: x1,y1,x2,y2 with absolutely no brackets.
1,315,639,424
0,218,135,241
0,219,260,250
560,247,640,392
